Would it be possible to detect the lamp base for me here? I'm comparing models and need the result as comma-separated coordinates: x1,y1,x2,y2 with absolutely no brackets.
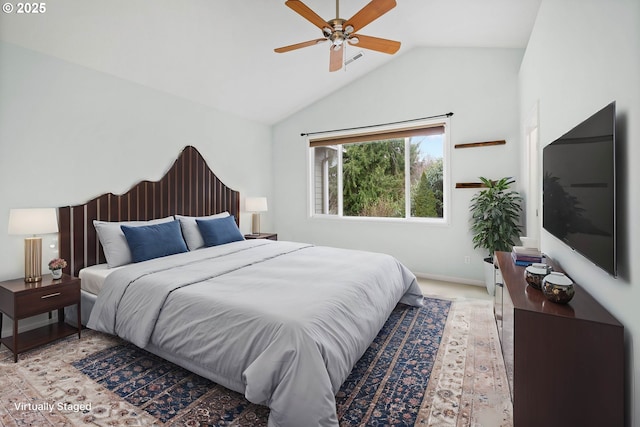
24,237,43,283
251,213,261,235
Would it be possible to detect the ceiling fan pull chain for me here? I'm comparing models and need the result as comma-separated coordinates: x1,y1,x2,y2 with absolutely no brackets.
343,42,348,72
343,44,346,71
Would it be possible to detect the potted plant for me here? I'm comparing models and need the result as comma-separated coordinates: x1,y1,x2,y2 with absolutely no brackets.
469,177,522,294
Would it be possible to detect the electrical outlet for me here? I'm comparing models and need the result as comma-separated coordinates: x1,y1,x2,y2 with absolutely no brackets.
464,256,471,264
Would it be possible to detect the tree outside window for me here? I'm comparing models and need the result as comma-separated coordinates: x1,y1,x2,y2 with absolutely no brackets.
310,121,447,221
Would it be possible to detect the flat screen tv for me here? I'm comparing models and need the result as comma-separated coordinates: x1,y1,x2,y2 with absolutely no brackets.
542,102,616,276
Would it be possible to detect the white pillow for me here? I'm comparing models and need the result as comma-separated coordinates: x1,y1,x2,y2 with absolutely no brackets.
175,212,230,251
94,216,174,267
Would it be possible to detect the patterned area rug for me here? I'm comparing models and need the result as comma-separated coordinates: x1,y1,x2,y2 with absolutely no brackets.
0,297,511,426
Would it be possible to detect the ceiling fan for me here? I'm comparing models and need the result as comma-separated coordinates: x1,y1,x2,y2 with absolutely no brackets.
274,0,401,72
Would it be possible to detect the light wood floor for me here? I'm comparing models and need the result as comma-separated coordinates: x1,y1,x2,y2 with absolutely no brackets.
417,277,493,301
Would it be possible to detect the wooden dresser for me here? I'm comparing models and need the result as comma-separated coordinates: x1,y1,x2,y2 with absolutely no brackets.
494,251,624,427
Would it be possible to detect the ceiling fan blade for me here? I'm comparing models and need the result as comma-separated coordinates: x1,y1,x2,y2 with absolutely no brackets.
349,34,400,54
275,38,327,53
285,0,330,31
329,45,343,72
344,0,396,33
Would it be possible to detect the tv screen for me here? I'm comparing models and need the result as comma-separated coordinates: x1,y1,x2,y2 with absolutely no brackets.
542,102,616,276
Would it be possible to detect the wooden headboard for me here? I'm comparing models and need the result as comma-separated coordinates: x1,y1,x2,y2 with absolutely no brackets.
58,146,241,277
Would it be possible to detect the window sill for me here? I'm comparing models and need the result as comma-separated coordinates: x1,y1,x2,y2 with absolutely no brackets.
309,214,449,226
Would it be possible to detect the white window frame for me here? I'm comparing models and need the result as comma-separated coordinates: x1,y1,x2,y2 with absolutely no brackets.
307,117,451,224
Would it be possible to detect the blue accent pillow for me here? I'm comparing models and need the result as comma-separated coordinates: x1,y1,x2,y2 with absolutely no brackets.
196,215,244,247
121,220,188,263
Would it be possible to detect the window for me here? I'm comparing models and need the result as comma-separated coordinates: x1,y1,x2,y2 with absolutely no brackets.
309,118,449,221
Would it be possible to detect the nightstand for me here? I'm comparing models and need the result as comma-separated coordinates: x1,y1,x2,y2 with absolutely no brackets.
244,232,278,241
0,274,81,362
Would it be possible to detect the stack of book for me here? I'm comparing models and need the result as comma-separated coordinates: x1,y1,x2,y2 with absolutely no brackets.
511,246,543,266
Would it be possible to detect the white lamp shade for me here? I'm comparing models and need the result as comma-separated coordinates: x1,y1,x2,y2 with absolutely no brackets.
246,197,268,212
8,208,59,235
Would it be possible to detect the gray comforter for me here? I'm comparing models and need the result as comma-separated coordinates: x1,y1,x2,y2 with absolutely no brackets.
87,239,423,427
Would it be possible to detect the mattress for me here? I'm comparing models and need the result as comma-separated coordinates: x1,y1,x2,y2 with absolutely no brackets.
79,264,122,295
64,290,97,327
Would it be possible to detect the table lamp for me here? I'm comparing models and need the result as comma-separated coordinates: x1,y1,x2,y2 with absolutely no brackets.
8,208,59,282
245,197,267,235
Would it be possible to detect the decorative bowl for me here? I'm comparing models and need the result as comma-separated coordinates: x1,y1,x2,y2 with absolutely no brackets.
542,272,575,304
524,263,552,290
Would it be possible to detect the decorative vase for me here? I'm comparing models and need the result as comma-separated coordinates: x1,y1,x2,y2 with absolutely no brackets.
542,272,575,304
483,256,496,296
51,269,63,279
524,263,552,290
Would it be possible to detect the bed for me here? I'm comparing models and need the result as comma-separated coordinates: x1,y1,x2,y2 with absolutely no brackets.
59,146,423,427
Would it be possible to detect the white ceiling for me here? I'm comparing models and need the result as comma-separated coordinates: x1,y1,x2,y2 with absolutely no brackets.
0,0,541,124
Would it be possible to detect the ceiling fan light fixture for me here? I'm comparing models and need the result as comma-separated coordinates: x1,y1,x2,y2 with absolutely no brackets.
322,27,332,36
348,36,359,45
344,25,354,34
329,31,345,45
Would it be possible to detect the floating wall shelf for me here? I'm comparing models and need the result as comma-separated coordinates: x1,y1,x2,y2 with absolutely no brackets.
454,139,506,187
454,140,506,149
455,182,488,189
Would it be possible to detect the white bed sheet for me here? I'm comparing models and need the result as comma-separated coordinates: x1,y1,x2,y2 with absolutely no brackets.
79,264,122,295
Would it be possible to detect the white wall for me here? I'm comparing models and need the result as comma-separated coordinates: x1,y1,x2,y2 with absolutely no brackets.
0,42,272,333
519,1,639,424
272,47,523,283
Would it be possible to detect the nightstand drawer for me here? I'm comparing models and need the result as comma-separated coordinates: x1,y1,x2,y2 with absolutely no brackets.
15,282,79,318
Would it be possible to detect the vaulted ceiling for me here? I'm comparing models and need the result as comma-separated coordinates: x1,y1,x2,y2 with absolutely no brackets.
0,0,541,124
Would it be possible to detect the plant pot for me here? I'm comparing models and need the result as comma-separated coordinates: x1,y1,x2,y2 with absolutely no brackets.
51,269,62,279
483,256,496,295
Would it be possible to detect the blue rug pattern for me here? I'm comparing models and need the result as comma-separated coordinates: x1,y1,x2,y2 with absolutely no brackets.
73,297,451,426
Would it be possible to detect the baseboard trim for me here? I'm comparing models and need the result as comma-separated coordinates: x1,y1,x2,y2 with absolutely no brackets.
414,271,484,287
